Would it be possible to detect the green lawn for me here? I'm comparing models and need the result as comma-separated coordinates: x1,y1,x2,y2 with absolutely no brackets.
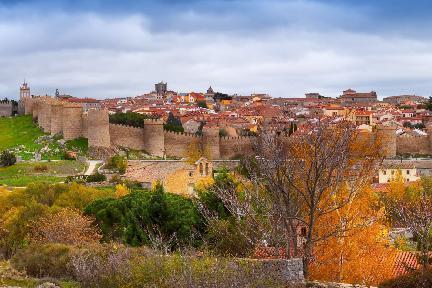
0,161,85,187
0,115,89,160
0,115,44,151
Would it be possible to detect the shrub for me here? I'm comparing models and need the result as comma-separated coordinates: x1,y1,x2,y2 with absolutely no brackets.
11,243,73,279
86,172,107,183
0,150,16,167
380,269,432,288
106,155,127,174
34,163,48,172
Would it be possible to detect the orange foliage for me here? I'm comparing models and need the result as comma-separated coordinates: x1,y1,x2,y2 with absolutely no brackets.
310,186,396,285
31,208,101,245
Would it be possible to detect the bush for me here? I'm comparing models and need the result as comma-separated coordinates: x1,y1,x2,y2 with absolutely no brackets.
380,269,432,288
34,163,48,172
11,244,73,279
86,172,107,183
0,150,16,167
106,155,127,174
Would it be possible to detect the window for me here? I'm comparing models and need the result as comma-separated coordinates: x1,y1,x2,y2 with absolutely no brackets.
391,170,395,175
383,170,387,175
189,171,193,177
406,170,410,175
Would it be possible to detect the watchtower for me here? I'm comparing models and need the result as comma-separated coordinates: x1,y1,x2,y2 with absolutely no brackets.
87,109,111,148
143,118,165,157
376,124,397,158
203,125,220,160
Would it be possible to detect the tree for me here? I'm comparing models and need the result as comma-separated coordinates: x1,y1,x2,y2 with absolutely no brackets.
383,177,432,270
0,150,16,167
85,184,205,249
310,186,396,285
197,100,208,109
30,208,102,245
109,112,148,128
164,112,184,133
211,120,381,277
426,97,432,111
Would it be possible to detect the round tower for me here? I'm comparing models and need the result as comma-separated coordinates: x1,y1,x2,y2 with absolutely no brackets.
50,102,64,136
87,109,111,148
143,118,165,157
62,105,83,140
376,124,397,158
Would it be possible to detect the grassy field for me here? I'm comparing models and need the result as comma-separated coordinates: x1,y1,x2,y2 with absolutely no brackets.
0,161,86,187
0,115,44,152
0,115,88,160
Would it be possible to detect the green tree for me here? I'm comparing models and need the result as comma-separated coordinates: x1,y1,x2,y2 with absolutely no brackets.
426,97,432,111
197,100,208,109
164,112,184,133
85,185,204,249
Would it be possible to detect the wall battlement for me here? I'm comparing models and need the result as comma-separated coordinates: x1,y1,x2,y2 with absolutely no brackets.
26,96,432,159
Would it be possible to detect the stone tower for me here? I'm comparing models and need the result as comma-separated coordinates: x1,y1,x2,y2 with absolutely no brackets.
62,105,83,140
203,125,220,160
50,102,64,136
143,118,165,157
87,109,111,148
155,81,167,96
376,124,397,158
20,81,30,100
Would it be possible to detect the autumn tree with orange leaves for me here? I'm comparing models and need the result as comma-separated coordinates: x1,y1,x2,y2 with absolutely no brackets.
213,119,382,278
31,208,101,245
310,185,396,285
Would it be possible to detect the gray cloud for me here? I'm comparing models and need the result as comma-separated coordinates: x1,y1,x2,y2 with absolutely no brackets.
0,1,432,99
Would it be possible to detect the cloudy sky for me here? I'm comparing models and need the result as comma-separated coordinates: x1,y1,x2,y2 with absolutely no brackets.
1,0,432,99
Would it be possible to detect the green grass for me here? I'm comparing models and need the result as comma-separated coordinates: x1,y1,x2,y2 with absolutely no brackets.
0,161,85,187
0,115,44,151
0,115,89,160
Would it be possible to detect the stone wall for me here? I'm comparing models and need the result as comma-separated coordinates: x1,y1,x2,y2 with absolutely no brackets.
27,96,432,160
397,134,431,155
0,103,12,117
220,136,254,159
110,124,145,150
164,130,201,158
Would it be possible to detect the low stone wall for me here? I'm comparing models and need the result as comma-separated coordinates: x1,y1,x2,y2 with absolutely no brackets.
306,281,377,288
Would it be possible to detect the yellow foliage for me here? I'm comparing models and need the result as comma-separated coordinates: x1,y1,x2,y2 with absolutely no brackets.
310,186,396,285
194,177,215,192
115,184,130,198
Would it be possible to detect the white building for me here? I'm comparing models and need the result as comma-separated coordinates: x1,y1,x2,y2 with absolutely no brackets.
378,162,419,184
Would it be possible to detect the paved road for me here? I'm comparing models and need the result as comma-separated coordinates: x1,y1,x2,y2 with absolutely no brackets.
84,160,103,176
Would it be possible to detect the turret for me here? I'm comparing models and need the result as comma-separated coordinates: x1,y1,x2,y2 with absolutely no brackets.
376,124,397,158
143,118,165,157
62,105,83,140
87,109,111,148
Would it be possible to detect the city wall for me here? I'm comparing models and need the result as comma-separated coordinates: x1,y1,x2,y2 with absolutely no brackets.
22,97,432,159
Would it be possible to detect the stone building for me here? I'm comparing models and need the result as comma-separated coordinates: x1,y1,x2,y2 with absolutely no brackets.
155,81,167,96
340,89,378,104
125,157,214,196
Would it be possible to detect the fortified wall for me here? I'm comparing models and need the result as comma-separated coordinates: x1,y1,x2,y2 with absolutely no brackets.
24,97,255,159
23,97,432,159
